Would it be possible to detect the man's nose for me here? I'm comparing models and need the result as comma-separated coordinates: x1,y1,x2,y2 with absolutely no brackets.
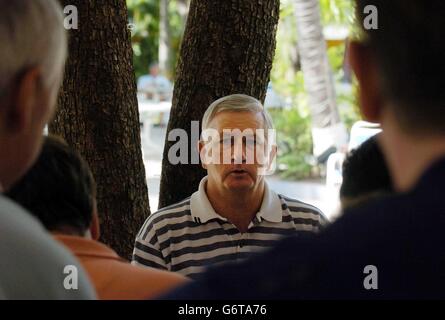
231,140,246,164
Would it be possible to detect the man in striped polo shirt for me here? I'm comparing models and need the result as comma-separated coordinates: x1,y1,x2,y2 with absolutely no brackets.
133,94,327,278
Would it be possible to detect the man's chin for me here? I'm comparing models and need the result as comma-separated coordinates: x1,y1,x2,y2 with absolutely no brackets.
224,178,255,191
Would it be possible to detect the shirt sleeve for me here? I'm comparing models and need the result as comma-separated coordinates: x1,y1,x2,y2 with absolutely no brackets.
132,220,169,271
137,76,150,91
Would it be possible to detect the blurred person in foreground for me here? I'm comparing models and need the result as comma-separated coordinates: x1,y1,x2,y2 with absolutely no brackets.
0,0,95,299
7,136,188,300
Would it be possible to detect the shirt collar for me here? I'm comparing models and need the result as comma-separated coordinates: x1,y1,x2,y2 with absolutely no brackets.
53,234,125,262
190,177,227,223
256,181,283,223
190,176,282,224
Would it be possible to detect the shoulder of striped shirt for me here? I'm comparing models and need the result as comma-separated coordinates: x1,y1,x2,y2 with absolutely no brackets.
136,197,193,242
146,197,192,224
278,194,328,221
141,194,327,235
147,195,325,221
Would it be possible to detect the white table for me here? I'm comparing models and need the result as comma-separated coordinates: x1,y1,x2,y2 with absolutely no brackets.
138,98,172,152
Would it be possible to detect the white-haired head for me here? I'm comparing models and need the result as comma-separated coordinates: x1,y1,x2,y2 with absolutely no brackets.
201,94,274,133
0,0,67,98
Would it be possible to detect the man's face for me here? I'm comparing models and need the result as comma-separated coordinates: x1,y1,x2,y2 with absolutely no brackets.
0,68,60,190
150,65,159,77
200,110,275,193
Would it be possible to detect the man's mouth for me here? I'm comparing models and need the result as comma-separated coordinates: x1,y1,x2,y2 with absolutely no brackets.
230,169,248,175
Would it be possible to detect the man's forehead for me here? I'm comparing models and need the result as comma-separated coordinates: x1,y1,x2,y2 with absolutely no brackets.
220,129,260,137
208,110,265,130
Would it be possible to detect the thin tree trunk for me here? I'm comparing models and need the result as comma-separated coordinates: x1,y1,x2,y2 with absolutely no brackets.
294,0,347,157
159,0,170,75
159,0,280,208
50,0,150,259
177,0,190,21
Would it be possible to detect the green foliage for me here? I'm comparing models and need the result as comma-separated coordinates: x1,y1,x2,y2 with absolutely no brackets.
127,0,187,80
127,0,159,80
319,0,355,26
127,0,360,180
270,0,360,179
338,79,361,132
270,107,314,179
167,0,188,80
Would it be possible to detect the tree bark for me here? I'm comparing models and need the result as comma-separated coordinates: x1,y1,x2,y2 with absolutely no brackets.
50,0,150,259
159,0,280,209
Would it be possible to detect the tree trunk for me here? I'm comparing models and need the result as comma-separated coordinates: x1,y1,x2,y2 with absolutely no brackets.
158,0,280,209
294,0,347,158
50,0,150,260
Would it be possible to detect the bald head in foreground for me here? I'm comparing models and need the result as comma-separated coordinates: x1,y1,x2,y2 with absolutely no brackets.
0,0,95,299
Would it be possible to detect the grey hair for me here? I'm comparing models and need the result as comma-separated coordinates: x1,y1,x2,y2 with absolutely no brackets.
201,94,274,132
0,0,67,96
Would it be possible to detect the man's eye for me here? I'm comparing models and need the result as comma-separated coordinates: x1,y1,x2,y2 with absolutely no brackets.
221,137,232,145
244,136,256,145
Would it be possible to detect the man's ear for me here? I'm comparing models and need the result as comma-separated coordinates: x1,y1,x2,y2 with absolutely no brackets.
90,201,101,241
348,41,382,123
266,144,277,173
269,144,277,165
7,67,42,134
198,140,207,170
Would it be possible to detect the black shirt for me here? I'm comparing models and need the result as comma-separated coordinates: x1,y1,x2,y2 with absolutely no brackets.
164,157,445,299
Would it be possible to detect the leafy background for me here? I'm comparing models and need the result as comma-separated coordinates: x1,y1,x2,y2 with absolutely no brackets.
127,0,361,179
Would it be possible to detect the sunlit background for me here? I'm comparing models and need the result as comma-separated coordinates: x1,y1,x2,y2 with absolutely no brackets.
127,0,374,220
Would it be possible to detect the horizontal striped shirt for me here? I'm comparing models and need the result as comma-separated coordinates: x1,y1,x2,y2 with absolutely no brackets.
132,177,327,278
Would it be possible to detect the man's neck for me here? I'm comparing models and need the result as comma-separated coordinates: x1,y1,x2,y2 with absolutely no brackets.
380,108,445,192
206,180,265,233
51,227,91,239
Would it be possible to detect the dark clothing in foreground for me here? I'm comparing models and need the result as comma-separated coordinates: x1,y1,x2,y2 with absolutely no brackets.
163,158,445,299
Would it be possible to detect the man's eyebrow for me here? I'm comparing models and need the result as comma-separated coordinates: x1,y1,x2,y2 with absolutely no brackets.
219,130,260,135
